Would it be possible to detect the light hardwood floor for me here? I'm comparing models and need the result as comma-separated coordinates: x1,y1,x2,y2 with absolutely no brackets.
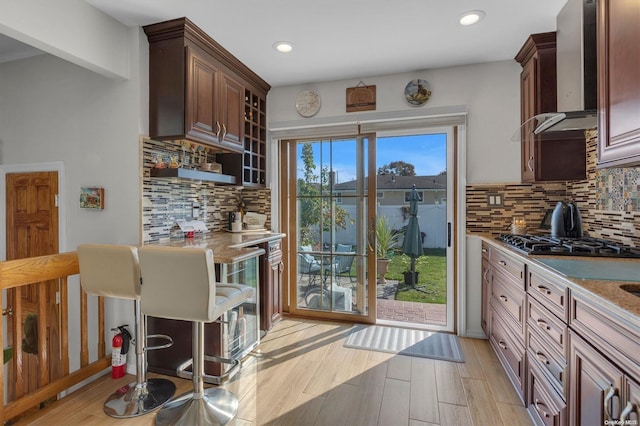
13,318,533,425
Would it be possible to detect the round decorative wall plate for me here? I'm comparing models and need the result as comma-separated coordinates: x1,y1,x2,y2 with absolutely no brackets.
295,90,321,117
404,79,432,106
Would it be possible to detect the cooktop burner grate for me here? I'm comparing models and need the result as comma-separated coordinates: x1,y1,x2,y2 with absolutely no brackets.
496,234,640,258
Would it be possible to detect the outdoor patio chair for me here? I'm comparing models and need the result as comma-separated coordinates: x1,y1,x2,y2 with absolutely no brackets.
298,247,321,287
325,244,356,283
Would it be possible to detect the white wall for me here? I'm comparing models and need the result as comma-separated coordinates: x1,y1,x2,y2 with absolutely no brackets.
0,28,147,372
268,60,522,184
0,0,130,79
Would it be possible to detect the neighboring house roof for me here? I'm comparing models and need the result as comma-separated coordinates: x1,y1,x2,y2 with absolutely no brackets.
334,174,447,191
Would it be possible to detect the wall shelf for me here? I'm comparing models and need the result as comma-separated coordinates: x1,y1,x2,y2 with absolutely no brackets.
150,167,236,185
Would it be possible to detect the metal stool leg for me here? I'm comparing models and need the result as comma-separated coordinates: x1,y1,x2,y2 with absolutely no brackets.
103,300,176,418
155,322,239,426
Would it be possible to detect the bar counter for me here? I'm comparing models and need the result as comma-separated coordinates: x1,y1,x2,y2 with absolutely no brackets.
146,230,285,264
144,230,285,379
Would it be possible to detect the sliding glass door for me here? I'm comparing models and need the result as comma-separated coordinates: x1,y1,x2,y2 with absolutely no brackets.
375,128,455,331
284,135,377,323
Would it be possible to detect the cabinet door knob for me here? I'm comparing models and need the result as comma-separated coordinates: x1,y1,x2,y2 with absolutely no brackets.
498,340,507,350
537,285,551,295
499,260,507,266
535,351,549,365
527,156,534,171
499,295,508,303
221,123,227,141
216,122,222,139
536,319,550,330
534,399,549,418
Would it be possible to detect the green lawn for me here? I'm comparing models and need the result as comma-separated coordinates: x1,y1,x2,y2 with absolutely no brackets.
385,248,447,304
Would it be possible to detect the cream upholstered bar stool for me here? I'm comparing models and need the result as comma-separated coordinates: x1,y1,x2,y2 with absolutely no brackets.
138,245,254,426
76,244,176,418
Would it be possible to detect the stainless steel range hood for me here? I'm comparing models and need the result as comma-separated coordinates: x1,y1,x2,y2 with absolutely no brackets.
513,0,597,141
535,109,597,133
513,110,598,142
557,0,597,114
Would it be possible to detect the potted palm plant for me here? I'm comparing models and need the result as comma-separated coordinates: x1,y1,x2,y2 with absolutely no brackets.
374,216,399,284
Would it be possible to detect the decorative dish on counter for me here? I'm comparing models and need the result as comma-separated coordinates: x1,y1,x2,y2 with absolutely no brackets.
243,212,267,230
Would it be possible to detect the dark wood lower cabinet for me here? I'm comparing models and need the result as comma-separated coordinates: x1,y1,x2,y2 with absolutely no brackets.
527,359,567,426
569,330,624,425
481,249,491,335
489,306,526,400
259,239,283,333
481,241,640,426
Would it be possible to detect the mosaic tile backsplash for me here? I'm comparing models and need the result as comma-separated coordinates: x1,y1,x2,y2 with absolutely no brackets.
595,168,639,210
142,138,271,244
466,183,566,235
467,130,640,247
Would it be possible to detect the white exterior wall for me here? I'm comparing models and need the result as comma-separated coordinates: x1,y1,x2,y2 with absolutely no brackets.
331,205,448,249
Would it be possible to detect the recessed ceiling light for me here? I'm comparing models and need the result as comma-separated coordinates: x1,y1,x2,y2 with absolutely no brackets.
273,41,294,53
459,10,486,26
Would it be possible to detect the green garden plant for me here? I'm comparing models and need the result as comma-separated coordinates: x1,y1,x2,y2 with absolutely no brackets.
374,216,400,259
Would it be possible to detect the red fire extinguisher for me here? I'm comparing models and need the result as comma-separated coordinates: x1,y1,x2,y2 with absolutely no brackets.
111,325,131,379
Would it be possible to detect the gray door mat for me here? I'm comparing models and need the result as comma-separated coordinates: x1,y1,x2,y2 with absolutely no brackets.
344,325,464,362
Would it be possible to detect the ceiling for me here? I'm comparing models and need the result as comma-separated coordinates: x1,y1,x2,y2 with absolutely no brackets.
0,0,568,87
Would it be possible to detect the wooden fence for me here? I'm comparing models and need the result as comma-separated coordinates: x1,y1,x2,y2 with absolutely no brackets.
0,252,109,422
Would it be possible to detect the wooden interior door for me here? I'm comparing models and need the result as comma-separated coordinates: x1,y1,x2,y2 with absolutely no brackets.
5,171,60,398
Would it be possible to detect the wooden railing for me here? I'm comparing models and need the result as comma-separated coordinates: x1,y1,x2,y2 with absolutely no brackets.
0,252,109,422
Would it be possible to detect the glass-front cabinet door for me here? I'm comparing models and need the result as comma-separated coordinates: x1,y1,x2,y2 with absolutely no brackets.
284,135,377,323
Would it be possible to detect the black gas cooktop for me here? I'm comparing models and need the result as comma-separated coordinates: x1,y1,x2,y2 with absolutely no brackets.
497,234,640,258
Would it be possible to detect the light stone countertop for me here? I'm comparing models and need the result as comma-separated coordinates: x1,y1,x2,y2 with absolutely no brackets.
147,231,285,264
476,234,640,324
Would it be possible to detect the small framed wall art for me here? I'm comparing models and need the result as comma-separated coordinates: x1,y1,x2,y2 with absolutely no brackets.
80,187,105,210
346,82,376,112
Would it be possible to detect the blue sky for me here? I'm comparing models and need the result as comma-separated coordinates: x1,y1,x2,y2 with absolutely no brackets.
376,133,447,176
297,133,447,183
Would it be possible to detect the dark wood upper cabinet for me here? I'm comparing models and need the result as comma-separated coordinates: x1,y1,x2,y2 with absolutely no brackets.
597,0,640,168
515,32,587,182
219,89,268,188
144,17,270,161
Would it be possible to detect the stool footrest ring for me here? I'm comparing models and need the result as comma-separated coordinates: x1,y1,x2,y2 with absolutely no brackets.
146,333,173,351
176,354,241,385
